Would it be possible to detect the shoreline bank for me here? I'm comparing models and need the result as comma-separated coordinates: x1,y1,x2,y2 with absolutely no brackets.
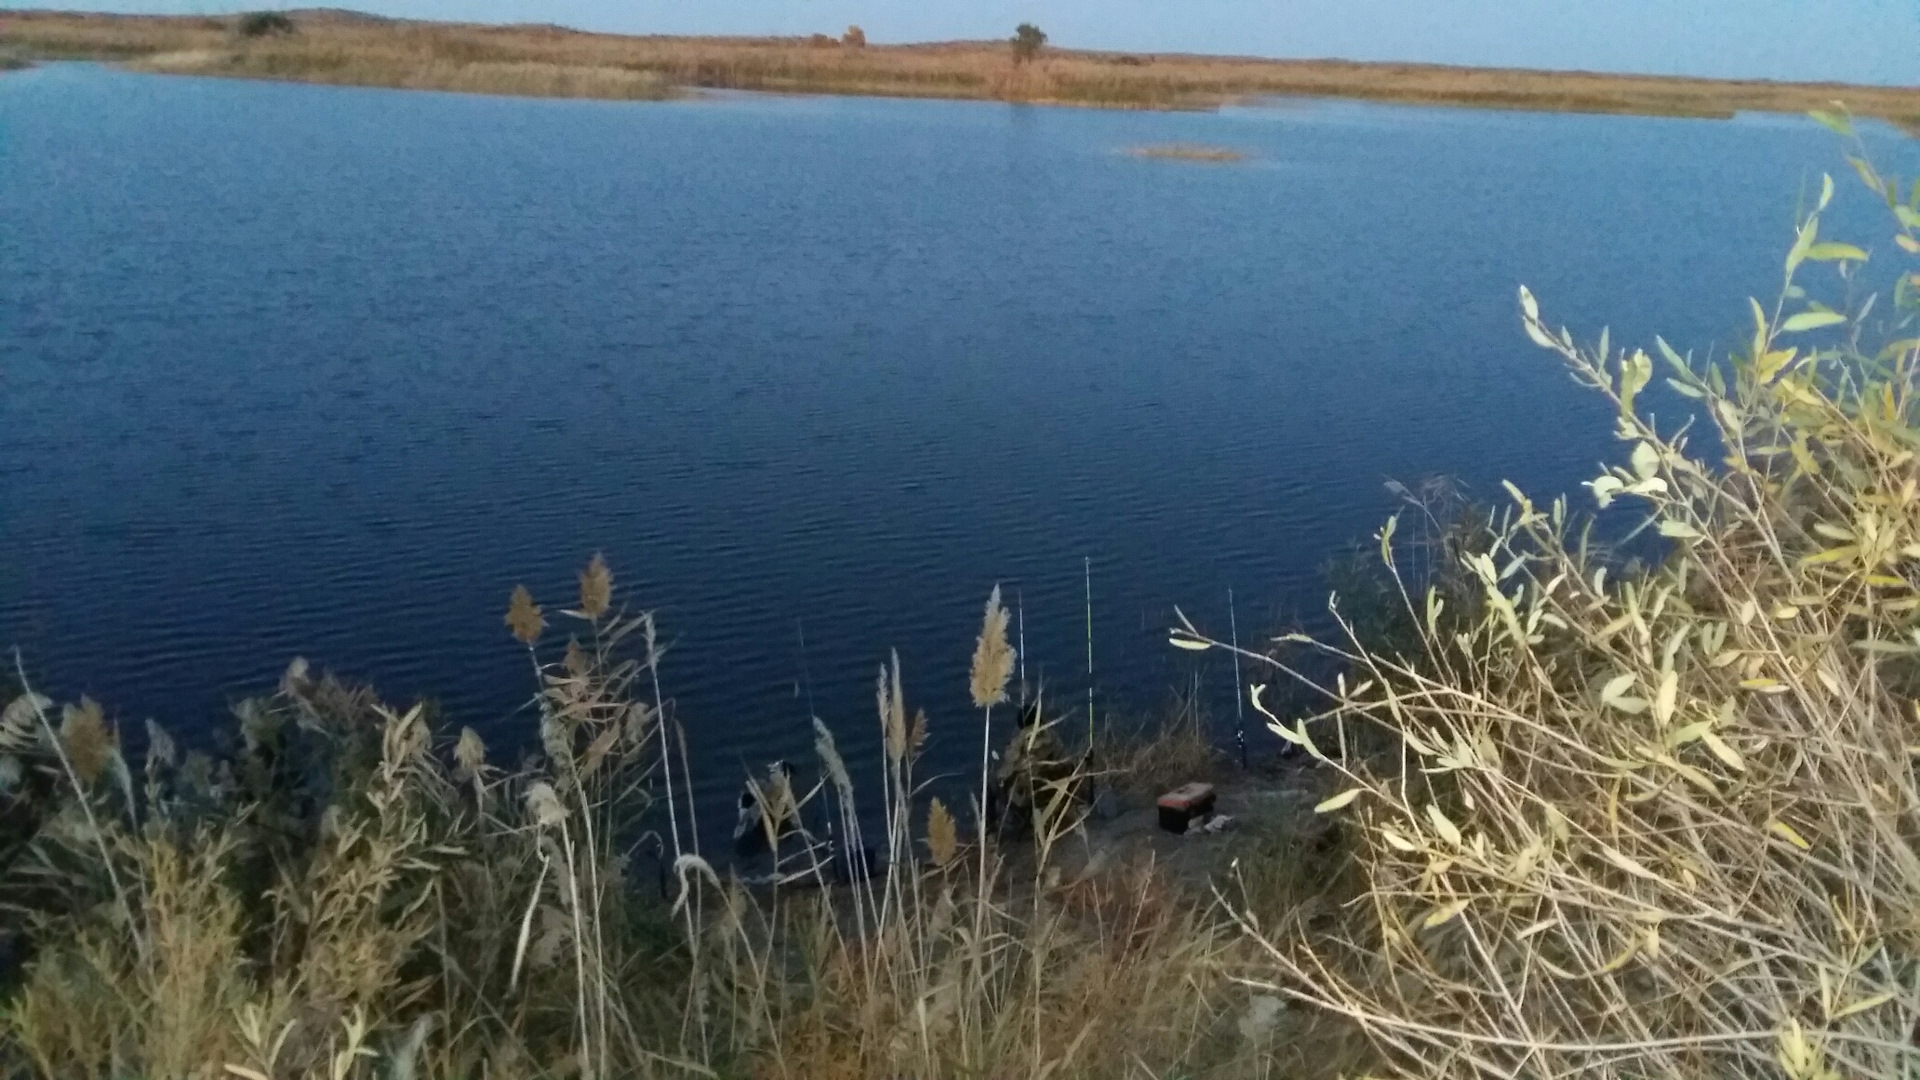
4,9,1918,126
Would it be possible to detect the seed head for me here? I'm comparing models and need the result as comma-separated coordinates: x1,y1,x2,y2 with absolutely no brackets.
279,656,310,696
970,585,1014,709
506,585,545,645
60,697,111,787
563,638,590,678
909,709,928,754
880,653,908,764
525,781,567,827
454,726,487,777
578,554,612,621
144,719,176,771
813,717,852,799
927,798,957,867
540,715,572,764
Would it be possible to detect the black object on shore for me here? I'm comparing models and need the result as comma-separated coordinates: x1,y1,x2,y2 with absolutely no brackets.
732,760,799,857
1156,782,1217,833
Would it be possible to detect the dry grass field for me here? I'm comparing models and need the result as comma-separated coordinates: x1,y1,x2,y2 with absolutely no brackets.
4,7,1920,122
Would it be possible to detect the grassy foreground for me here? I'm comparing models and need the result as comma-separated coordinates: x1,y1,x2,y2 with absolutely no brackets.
5,8,1920,121
0,575,1363,1079
7,120,1920,1078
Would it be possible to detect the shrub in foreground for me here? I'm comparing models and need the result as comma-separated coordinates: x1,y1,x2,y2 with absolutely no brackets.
1174,123,1920,1077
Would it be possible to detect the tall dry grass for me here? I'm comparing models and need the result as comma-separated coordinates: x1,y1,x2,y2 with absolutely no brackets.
8,10,1920,121
135,49,674,102
1171,118,1920,1077
0,562,1288,1078
678,631,1246,1079
1093,676,1225,798
0,561,692,1078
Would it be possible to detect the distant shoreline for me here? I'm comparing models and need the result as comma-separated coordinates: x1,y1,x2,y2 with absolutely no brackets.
4,8,1918,128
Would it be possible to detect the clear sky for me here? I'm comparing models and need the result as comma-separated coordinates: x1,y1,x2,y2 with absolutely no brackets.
10,0,1920,85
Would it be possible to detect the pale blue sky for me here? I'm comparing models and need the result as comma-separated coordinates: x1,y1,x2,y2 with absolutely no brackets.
12,0,1920,84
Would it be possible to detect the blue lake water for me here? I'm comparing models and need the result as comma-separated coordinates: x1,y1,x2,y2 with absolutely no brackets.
3,63,1914,826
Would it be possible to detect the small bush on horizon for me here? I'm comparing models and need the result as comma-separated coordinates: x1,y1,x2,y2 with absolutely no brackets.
841,24,866,48
235,11,295,39
1012,22,1047,64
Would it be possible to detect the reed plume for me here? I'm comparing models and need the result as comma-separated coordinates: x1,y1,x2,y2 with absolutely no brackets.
966,584,1015,973
881,650,907,764
971,586,1012,847
926,797,957,867
57,698,110,787
970,585,1013,709
505,584,545,645
578,552,612,621
908,708,928,754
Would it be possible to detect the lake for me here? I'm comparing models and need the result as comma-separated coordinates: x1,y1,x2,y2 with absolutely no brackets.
3,63,1913,834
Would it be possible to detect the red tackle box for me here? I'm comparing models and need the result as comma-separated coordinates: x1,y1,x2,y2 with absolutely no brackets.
1157,782,1216,833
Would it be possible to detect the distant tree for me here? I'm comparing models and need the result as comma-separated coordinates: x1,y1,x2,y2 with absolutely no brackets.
842,25,867,48
808,32,838,48
236,11,295,37
1011,23,1046,64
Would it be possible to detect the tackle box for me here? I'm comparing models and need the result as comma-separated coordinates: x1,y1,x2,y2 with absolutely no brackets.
1157,782,1217,833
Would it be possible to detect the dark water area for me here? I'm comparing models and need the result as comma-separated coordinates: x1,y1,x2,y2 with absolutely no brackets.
3,64,1915,837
